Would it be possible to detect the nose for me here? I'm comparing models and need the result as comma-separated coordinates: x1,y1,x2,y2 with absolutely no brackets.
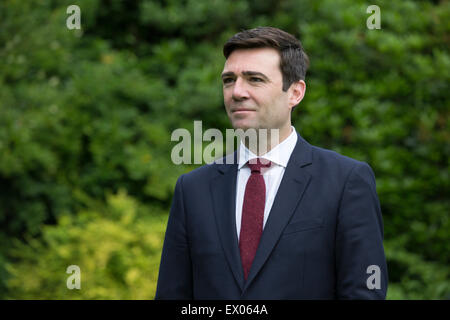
232,77,249,101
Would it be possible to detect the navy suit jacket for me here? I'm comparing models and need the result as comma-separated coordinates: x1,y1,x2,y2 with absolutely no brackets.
155,132,388,299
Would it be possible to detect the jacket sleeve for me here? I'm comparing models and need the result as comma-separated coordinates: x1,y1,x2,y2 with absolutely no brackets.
335,162,388,299
155,174,193,299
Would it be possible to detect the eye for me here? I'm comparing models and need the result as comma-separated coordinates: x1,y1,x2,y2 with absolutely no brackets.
222,77,234,84
249,77,263,82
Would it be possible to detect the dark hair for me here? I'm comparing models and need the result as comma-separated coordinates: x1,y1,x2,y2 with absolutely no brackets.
223,26,309,92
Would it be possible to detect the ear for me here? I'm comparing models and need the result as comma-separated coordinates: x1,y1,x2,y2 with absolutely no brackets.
288,80,306,110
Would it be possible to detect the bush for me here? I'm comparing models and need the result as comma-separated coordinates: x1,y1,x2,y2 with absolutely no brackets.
5,191,167,299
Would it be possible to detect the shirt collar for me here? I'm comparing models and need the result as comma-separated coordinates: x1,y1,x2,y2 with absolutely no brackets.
237,126,298,169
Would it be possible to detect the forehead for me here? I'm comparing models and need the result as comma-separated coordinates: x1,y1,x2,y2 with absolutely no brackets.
223,47,281,78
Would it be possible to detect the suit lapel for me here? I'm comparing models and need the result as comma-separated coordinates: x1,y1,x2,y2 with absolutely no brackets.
242,133,313,293
210,152,245,291
209,133,313,294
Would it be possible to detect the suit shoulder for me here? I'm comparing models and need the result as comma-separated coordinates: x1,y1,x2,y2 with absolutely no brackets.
307,145,377,196
178,163,215,184
178,152,235,186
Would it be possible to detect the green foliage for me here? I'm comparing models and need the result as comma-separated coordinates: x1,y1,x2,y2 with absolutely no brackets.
6,191,167,299
0,0,448,299
385,239,449,299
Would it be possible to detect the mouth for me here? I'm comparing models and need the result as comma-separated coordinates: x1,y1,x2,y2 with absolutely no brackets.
232,108,256,114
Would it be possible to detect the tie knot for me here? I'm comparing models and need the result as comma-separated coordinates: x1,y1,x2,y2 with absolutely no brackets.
247,158,271,174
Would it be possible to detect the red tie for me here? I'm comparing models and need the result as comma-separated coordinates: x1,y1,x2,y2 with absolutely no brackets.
239,158,271,280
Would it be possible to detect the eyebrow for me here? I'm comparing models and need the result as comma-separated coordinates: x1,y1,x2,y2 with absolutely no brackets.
221,71,270,82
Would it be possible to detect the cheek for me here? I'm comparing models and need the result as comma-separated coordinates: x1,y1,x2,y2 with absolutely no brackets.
223,89,231,106
225,87,236,100
267,94,289,117
263,90,283,108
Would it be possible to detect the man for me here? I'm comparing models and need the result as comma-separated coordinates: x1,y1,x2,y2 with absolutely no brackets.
155,27,388,299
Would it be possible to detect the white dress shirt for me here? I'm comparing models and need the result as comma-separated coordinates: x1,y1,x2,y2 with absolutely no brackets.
235,126,298,240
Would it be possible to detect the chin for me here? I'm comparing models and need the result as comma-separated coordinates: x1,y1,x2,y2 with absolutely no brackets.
232,122,255,131
232,118,257,129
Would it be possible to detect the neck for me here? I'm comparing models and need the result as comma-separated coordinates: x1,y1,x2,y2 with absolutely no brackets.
243,126,292,156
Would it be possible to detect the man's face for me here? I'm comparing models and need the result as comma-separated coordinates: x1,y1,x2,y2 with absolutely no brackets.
221,48,292,133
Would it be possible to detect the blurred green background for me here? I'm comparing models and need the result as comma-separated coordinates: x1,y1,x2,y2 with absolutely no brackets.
0,0,448,299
